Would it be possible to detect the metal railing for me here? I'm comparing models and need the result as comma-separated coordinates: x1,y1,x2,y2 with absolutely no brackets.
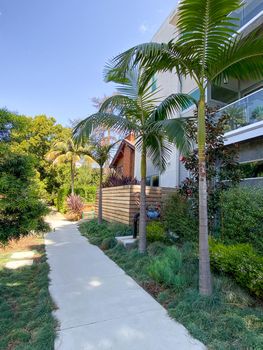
216,88,263,132
231,0,263,31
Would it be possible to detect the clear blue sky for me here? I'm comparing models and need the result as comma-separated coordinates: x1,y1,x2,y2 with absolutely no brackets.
0,0,177,125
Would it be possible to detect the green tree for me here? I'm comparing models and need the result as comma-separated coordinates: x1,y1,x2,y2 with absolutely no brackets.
0,150,49,244
108,0,263,294
73,67,191,251
46,138,92,195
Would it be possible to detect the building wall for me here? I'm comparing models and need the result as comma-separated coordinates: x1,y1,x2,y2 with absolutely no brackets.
134,1,263,188
114,145,134,177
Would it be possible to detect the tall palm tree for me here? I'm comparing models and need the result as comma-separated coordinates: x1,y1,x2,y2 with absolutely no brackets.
73,67,192,252
86,137,118,224
107,0,263,294
46,138,91,195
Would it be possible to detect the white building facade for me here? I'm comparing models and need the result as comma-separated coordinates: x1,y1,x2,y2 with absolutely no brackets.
134,0,263,187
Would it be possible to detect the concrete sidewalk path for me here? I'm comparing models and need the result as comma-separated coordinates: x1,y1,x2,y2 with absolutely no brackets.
45,215,205,350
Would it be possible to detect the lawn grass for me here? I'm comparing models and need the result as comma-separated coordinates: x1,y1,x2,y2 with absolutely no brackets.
79,219,263,350
0,235,56,350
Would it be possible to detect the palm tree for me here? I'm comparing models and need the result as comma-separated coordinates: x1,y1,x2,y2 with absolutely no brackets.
86,137,118,224
107,0,263,294
73,67,192,252
46,138,91,195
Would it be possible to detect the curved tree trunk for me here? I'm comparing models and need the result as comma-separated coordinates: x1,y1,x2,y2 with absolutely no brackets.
198,92,212,296
139,144,147,253
70,160,75,195
98,165,103,224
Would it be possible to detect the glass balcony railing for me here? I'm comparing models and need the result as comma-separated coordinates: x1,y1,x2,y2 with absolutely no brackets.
216,88,263,132
231,0,263,31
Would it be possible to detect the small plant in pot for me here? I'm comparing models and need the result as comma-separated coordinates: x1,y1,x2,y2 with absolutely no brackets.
66,194,84,221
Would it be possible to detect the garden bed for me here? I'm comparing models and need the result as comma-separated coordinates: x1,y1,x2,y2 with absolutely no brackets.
79,219,263,350
0,235,56,350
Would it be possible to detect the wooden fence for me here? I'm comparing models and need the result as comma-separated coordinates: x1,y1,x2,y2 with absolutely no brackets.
95,185,176,225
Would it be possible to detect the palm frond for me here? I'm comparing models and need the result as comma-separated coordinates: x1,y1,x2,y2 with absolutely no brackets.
73,113,136,144
209,28,263,83
152,93,197,121
177,0,241,66
156,118,193,155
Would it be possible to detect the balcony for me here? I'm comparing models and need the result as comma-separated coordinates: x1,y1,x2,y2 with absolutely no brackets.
216,88,263,132
231,0,263,31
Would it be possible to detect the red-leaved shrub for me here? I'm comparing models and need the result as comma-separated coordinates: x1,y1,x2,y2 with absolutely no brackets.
66,195,84,221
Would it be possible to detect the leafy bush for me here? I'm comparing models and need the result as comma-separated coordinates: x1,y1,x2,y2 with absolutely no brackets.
75,185,97,203
219,187,263,252
162,192,198,241
210,240,263,298
148,247,188,291
102,173,139,188
56,187,70,213
0,152,49,243
146,221,166,243
66,195,84,220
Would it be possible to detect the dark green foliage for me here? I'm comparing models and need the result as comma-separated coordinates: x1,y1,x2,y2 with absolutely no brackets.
162,192,197,241
79,219,263,350
0,152,49,243
146,221,166,243
219,187,263,252
75,185,97,203
56,187,70,213
210,240,263,298
180,110,242,232
79,219,131,246
0,240,56,349
148,247,189,291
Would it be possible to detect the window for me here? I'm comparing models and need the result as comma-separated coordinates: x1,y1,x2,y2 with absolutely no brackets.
151,75,157,92
240,160,263,178
152,175,159,187
146,175,159,187
181,88,200,111
211,84,239,104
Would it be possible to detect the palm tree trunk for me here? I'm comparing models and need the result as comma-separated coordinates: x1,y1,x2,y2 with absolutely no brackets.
139,144,147,253
70,160,75,195
198,92,212,296
98,165,103,224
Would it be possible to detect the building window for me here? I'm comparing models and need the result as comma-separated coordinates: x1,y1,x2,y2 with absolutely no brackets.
151,75,157,92
240,160,263,178
152,175,159,187
181,88,200,111
116,166,123,175
211,84,239,104
146,175,159,187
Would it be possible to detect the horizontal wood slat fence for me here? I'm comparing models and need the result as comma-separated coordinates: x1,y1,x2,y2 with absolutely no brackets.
95,185,176,225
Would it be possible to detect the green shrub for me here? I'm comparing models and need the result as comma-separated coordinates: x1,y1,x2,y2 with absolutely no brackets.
146,221,166,243
210,240,263,298
56,187,70,213
75,185,97,203
148,247,188,291
147,242,168,256
219,187,263,252
162,192,198,241
0,152,49,243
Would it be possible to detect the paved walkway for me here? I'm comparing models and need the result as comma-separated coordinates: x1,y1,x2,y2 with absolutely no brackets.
45,215,205,350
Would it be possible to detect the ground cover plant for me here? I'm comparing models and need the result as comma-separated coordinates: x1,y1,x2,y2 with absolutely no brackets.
0,235,56,350
79,219,263,350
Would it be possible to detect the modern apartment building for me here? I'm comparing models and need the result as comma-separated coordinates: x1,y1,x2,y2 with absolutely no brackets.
134,0,263,187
